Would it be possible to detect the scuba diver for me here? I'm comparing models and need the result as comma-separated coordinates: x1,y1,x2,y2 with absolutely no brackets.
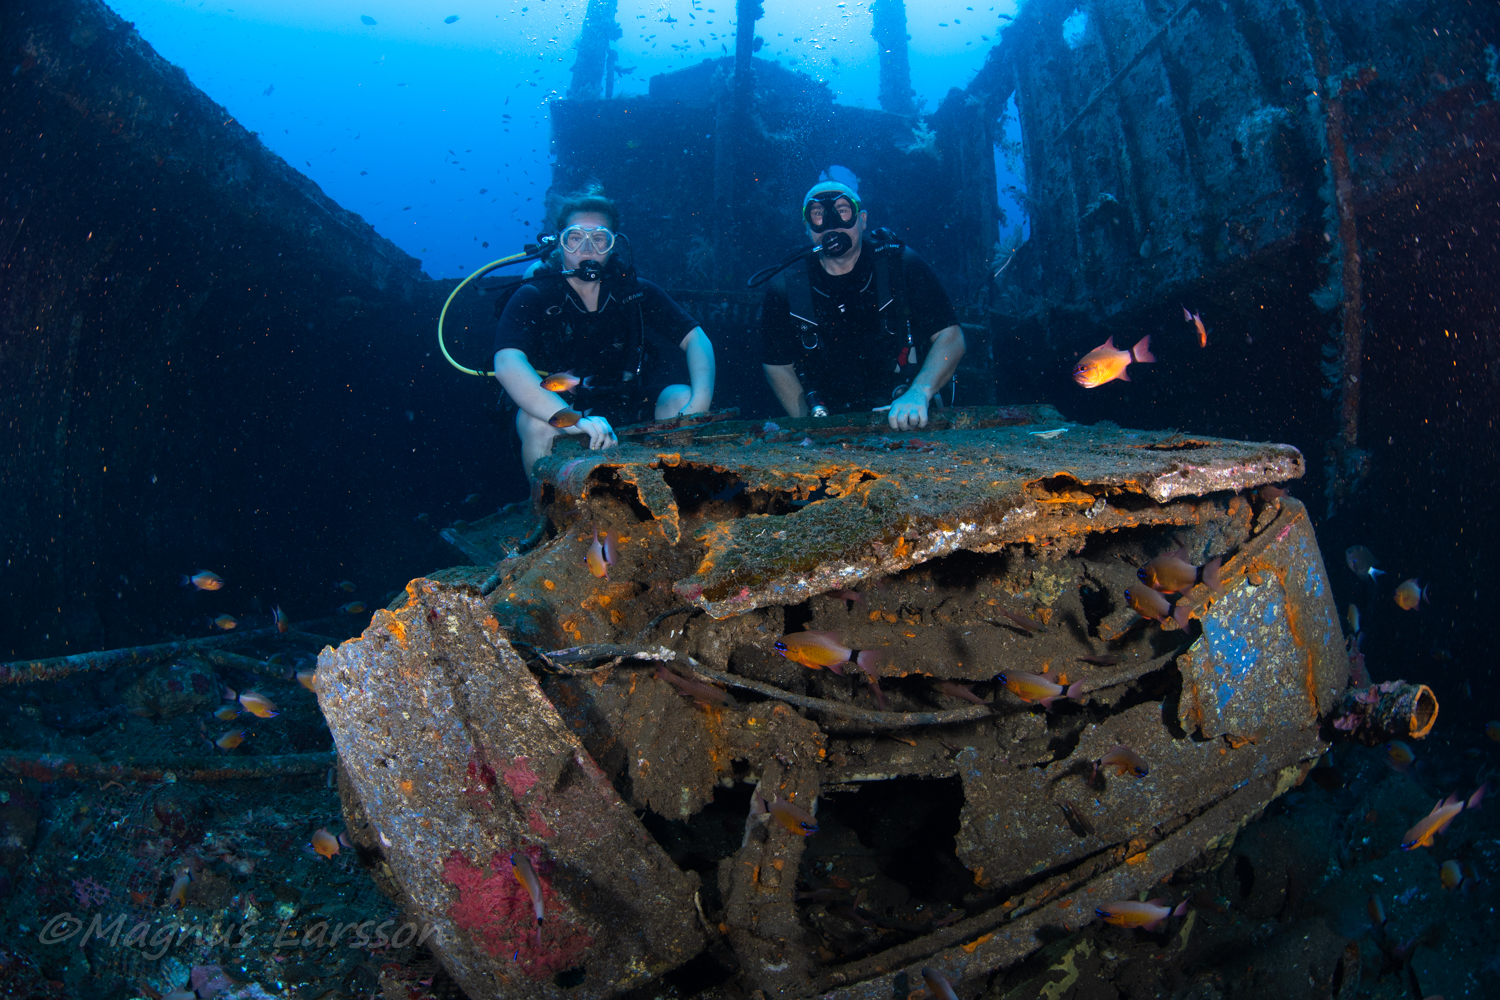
757,180,964,430
492,185,716,478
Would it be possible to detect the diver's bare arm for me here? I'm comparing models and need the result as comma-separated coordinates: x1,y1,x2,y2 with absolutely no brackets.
494,348,571,423
908,325,966,400
762,364,809,418
679,327,716,414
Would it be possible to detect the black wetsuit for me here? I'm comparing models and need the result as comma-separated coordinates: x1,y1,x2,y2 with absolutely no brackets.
759,244,958,414
494,272,699,423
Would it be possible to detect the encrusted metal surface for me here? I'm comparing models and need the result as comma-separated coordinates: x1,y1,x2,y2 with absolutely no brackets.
533,409,1303,619
316,581,706,1000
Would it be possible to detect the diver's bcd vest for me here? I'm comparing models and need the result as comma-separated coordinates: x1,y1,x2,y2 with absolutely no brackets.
490,263,650,390
775,233,917,367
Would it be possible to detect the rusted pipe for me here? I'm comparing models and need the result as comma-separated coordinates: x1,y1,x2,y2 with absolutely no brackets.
0,627,281,686
0,751,337,783
1332,681,1438,744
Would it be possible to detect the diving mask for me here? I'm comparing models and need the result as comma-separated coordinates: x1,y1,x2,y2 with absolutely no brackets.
560,225,616,255
802,181,862,234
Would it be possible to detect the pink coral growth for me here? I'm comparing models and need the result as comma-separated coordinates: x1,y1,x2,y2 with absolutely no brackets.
443,849,592,979
72,877,110,908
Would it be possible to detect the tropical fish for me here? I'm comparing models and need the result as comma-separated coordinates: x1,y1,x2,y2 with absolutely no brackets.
181,571,224,591
1058,798,1097,837
1401,792,1470,850
336,580,357,592
238,691,279,719
656,666,736,707
997,670,1085,710
548,407,584,428
1124,585,1190,628
213,706,239,722
1440,859,1465,890
273,605,290,634
216,730,247,750
936,681,987,705
340,601,368,615
309,827,340,860
209,615,238,630
774,631,878,676
168,869,192,909
1385,740,1416,774
1346,604,1360,633
764,792,819,836
1138,549,1197,593
296,670,316,692
1183,306,1206,347
920,968,960,1000
1394,578,1429,611
1071,335,1155,388
540,369,580,393
995,608,1045,633
1097,745,1149,779
511,852,545,943
1095,898,1187,930
1344,545,1384,580
586,529,613,579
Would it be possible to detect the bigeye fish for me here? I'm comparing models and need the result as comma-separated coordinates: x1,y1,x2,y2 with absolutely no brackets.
1345,545,1385,581
1183,306,1206,347
310,827,340,860
1095,898,1187,930
996,670,1085,710
511,852,545,945
774,631,880,677
548,407,584,429
1072,335,1155,388
656,666,736,708
181,570,225,591
1394,578,1429,611
763,792,819,836
920,968,960,1000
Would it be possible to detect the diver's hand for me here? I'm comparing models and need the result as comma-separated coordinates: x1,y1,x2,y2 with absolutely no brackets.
887,388,930,431
567,416,618,450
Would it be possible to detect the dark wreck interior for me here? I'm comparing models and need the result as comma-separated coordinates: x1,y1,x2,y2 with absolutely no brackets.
2,1,1498,999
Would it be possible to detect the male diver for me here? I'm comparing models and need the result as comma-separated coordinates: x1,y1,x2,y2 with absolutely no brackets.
759,181,964,430
494,187,715,478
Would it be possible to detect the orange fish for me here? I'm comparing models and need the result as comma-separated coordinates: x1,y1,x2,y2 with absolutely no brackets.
764,792,819,836
1124,585,1191,628
1386,740,1416,774
548,407,583,428
540,369,580,393
586,529,612,579
1095,898,1187,930
1072,335,1155,388
1183,306,1206,347
181,570,225,591
167,868,192,909
208,615,238,630
238,691,279,719
774,631,878,676
511,852,545,943
921,968,959,1000
1401,793,1468,850
1138,548,1197,593
216,730,247,750
213,706,239,722
310,827,340,859
1440,860,1464,890
1394,578,1429,611
340,601,368,615
656,666,736,708
273,605,290,633
1097,745,1149,779
997,670,1085,710
296,670,316,692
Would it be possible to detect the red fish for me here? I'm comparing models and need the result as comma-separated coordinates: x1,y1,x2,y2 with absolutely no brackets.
1072,336,1155,388
1183,306,1206,347
774,631,879,677
548,407,583,428
997,670,1085,710
1096,898,1187,930
1393,578,1429,611
764,792,818,836
511,852,545,945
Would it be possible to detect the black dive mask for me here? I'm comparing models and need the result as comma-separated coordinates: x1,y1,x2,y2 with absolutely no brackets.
804,195,860,234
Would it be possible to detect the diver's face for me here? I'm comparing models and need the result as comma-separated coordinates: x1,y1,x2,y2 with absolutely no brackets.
806,198,866,253
560,211,614,272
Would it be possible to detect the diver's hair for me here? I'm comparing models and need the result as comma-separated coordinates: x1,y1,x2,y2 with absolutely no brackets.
547,181,620,233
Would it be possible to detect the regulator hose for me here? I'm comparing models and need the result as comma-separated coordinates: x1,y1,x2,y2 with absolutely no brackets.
436,250,536,377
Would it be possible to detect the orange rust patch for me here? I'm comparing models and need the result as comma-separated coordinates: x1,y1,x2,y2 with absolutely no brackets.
482,616,499,634
868,610,881,621
893,537,910,559
420,818,432,829
771,859,785,871
1126,852,1148,865
960,932,993,953
610,609,623,624
400,780,414,794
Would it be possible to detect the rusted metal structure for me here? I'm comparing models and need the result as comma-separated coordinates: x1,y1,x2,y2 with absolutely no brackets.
316,409,1427,999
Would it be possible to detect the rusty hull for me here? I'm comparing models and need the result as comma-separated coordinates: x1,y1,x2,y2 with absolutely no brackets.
316,581,706,1000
